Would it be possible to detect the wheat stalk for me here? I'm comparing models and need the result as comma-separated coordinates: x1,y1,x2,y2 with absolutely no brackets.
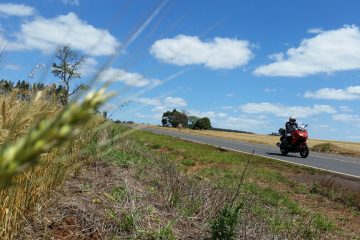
0,88,112,188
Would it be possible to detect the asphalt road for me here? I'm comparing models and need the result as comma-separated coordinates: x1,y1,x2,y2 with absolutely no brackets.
140,127,360,179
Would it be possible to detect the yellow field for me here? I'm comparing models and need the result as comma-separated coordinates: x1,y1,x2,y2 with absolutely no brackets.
145,125,360,153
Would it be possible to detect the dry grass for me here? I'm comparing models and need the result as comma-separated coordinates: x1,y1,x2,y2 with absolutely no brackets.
146,125,360,156
0,90,108,240
0,95,57,239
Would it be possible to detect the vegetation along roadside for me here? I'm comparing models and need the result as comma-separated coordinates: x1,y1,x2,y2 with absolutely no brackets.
12,121,360,239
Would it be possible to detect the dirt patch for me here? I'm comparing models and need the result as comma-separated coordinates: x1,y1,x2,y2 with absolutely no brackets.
19,161,124,239
18,154,226,240
272,172,360,237
289,172,360,207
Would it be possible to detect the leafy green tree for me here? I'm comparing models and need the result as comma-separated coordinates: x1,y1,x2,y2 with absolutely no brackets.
170,109,188,128
51,45,87,105
32,82,45,92
0,79,14,94
193,117,211,130
161,109,188,128
162,111,173,126
187,115,199,129
16,80,30,91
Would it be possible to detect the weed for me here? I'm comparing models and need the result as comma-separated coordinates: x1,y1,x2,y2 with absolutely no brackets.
120,212,136,232
111,186,127,202
211,204,241,240
181,195,203,217
294,183,308,194
156,221,176,240
180,159,195,167
310,182,320,194
80,182,92,192
313,213,334,232
151,144,161,149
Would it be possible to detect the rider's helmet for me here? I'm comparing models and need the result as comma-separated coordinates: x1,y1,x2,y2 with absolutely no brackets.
289,115,296,123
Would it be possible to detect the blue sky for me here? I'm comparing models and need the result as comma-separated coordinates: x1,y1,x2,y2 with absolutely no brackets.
1,0,360,141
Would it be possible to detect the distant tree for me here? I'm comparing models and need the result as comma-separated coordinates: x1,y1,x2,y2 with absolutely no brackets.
187,115,199,129
14,80,31,101
193,117,211,130
171,109,188,128
161,109,188,128
16,80,30,91
51,45,87,105
32,82,45,92
0,79,14,94
162,110,173,126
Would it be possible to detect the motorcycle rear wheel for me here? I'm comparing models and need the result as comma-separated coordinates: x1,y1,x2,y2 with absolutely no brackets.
300,144,309,158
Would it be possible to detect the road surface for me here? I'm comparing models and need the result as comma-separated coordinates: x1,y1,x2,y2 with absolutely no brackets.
140,127,360,179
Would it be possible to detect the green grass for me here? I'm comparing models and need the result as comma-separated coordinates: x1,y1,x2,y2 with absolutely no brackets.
85,123,358,239
128,129,354,236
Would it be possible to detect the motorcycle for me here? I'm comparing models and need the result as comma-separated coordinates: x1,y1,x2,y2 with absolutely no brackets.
276,124,309,158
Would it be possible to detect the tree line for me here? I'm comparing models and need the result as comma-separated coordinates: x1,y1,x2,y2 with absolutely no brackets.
162,109,212,130
0,45,87,105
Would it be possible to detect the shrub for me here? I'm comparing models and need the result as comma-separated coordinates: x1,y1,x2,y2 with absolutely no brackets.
211,204,241,240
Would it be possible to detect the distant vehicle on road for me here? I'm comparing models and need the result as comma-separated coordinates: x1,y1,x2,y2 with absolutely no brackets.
277,124,309,158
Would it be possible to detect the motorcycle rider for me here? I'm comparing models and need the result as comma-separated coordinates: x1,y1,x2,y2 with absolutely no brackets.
286,116,298,133
284,116,298,145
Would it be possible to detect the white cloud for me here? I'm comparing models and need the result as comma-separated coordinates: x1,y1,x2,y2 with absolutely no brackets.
151,106,167,113
264,88,277,93
4,12,119,56
333,114,360,127
62,0,80,6
135,97,162,106
304,86,360,100
217,113,228,118
163,97,187,107
99,68,160,87
4,63,21,71
0,3,35,17
221,106,234,110
220,116,268,131
307,28,323,34
78,57,98,76
268,52,284,61
187,110,216,118
135,96,187,110
100,103,117,112
254,25,360,77
134,112,146,118
239,102,336,117
347,86,360,94
150,35,253,69
226,93,235,98
339,106,353,112
187,108,268,132
134,112,161,120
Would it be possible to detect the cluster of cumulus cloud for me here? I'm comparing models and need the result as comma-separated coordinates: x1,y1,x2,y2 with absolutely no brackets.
1,2,360,130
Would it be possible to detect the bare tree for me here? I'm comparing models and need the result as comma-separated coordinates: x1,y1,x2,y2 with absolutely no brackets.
51,45,87,104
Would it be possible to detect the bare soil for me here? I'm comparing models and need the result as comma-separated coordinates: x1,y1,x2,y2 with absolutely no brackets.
19,161,120,239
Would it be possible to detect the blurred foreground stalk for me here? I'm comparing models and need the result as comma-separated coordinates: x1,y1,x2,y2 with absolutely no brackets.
0,88,111,188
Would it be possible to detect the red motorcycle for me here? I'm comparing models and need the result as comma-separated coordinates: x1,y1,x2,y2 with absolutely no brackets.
277,124,309,158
